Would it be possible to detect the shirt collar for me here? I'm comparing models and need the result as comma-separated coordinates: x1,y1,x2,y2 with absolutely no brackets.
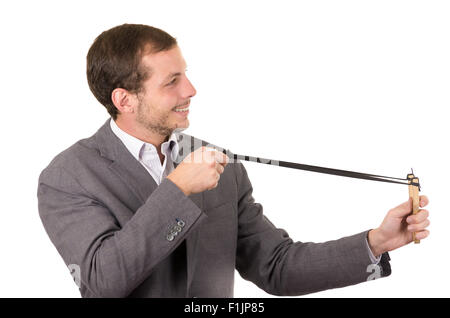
110,119,180,163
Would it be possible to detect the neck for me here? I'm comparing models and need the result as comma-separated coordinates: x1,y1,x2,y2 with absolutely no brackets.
114,117,169,149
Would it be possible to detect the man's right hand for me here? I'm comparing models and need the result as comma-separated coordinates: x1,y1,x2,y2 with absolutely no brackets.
167,147,229,196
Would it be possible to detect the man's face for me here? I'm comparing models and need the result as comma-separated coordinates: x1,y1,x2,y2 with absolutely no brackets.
134,45,196,137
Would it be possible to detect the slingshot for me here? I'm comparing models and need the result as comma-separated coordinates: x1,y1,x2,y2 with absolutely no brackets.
224,150,422,244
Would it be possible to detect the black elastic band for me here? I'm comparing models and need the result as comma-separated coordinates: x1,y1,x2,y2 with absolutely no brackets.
224,150,420,188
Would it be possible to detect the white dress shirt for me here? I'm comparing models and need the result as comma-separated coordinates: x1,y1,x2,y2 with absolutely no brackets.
110,119,180,185
110,118,381,264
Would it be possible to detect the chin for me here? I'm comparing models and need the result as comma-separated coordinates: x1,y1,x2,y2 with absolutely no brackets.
173,121,189,132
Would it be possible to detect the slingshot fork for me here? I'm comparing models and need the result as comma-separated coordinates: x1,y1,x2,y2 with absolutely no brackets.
407,169,421,244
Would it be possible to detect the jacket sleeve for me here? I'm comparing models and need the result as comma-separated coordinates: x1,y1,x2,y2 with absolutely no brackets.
233,160,391,296
37,166,205,297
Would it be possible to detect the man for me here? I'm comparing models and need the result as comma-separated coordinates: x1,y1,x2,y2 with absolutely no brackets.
37,24,430,298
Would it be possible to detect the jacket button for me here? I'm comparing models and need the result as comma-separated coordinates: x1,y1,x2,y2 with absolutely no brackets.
166,234,174,241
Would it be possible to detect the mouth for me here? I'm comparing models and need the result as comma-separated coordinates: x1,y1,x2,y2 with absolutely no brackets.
172,101,190,113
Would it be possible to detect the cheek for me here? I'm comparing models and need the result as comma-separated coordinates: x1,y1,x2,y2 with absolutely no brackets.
162,95,179,111
147,87,180,111
144,94,173,112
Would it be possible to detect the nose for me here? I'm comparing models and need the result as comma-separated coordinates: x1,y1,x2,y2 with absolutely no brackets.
182,76,196,99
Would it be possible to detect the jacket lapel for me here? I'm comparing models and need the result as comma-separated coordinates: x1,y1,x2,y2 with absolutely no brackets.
95,119,158,203
94,119,206,293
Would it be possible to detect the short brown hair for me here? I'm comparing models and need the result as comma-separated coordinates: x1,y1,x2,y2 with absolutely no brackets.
86,24,177,119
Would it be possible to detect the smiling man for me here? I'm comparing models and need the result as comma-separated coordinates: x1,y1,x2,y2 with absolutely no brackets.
37,24,430,298
111,45,194,169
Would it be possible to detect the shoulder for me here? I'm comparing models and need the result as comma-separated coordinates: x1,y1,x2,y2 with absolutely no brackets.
38,129,105,185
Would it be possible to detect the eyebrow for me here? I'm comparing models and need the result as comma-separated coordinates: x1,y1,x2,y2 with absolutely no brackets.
163,72,182,83
162,64,188,84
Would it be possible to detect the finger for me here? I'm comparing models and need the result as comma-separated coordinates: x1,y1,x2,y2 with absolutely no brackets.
212,175,219,188
215,151,229,166
406,209,429,224
216,162,225,174
420,195,429,208
407,219,430,232
188,147,208,163
414,229,430,240
204,148,229,165
389,199,413,218
208,172,220,191
391,196,430,218
203,147,218,166
203,148,218,163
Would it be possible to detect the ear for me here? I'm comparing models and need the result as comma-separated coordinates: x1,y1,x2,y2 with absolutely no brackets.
111,88,138,114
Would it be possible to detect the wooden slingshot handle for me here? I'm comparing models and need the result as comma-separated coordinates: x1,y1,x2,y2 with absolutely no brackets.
407,174,420,244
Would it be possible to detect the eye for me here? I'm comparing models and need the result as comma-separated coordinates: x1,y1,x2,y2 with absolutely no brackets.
166,77,178,86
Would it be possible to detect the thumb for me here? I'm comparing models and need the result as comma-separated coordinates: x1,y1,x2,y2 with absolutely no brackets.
205,148,229,166
389,198,413,218
216,151,229,166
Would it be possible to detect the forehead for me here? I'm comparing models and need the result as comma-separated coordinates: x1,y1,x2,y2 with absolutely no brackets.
140,46,186,79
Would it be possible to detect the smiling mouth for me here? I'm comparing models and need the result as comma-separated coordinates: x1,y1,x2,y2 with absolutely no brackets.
173,101,190,112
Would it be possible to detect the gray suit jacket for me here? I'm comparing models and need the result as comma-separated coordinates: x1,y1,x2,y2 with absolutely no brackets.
37,119,390,298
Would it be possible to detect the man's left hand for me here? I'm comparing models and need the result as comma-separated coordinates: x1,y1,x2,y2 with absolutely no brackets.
368,195,430,257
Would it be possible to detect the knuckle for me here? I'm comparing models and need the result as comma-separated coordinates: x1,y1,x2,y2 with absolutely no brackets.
222,154,229,164
419,213,428,222
210,181,218,189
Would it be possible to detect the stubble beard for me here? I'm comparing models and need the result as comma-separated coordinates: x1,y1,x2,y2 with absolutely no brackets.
135,100,174,138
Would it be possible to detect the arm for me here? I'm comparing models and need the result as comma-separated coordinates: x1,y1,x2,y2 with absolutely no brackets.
37,166,205,297
233,161,391,296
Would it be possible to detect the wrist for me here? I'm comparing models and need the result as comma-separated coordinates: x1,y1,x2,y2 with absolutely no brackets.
167,174,191,196
368,228,386,258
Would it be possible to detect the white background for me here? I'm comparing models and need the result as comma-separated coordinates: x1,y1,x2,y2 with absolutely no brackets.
0,0,448,297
